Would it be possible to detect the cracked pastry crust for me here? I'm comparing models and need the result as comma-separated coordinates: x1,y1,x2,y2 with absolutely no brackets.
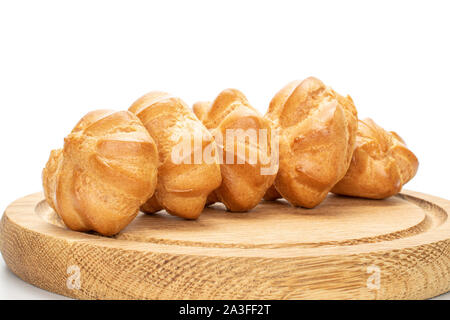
130,92,222,219
193,89,277,212
265,77,358,208
42,110,159,236
332,118,418,199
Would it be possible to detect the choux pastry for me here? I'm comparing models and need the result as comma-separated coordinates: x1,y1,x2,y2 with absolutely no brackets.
332,118,419,199
265,77,358,208
130,92,222,219
42,110,159,236
263,185,282,201
193,89,277,212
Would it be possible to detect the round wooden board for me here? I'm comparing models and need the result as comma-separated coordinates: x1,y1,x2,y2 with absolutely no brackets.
1,190,450,300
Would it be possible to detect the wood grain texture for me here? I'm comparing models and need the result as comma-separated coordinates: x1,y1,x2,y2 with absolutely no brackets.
1,190,450,300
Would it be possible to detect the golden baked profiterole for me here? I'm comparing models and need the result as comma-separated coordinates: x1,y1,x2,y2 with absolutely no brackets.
193,89,277,212
263,185,282,201
332,118,418,199
129,92,222,219
42,110,159,236
265,77,358,208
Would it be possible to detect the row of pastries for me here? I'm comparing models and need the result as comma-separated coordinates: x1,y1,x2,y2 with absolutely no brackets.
42,77,418,235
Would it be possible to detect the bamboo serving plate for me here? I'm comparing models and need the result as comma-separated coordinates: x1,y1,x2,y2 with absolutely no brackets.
1,190,450,300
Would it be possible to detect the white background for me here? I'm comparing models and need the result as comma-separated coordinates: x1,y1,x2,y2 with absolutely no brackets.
0,0,449,299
